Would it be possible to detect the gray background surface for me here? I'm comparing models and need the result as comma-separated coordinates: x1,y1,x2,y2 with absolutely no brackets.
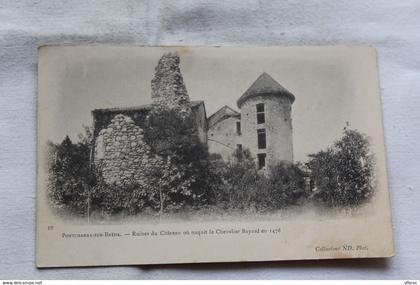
0,0,419,279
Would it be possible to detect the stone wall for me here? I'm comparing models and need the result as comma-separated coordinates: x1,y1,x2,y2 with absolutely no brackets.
151,53,191,118
191,102,208,144
208,116,242,162
92,107,150,138
240,94,293,168
94,114,161,186
91,101,207,148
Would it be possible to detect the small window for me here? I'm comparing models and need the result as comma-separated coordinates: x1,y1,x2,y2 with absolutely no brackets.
257,113,265,124
237,144,242,152
236,121,241,135
258,153,266,169
256,103,265,124
257,129,266,149
236,144,243,159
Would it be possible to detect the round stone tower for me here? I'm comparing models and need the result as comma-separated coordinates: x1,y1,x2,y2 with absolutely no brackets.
237,72,295,170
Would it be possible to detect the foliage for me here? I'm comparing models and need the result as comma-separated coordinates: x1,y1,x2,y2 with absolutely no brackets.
212,149,259,210
307,127,374,207
46,52,375,219
255,163,307,211
213,149,307,212
144,108,197,156
89,176,159,216
77,125,93,146
47,134,94,216
144,109,217,212
141,52,218,214
47,124,374,218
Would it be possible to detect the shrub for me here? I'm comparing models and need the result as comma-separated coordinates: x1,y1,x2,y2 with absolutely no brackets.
213,149,306,212
90,177,159,216
307,127,374,207
213,149,259,211
144,108,216,213
253,163,306,211
47,134,94,216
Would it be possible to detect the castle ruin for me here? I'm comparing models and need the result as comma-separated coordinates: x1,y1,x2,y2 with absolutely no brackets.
91,55,295,181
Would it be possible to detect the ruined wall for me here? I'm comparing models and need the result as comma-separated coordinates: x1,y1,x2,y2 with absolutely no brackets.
92,101,206,143
92,107,150,138
151,53,191,118
94,114,161,186
191,102,208,144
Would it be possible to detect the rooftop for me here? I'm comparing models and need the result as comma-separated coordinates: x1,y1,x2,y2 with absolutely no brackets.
237,72,295,108
207,105,240,128
92,100,204,115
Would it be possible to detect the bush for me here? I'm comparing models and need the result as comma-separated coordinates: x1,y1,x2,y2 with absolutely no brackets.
307,127,374,207
213,149,306,212
255,163,307,211
212,149,257,210
144,108,217,213
90,177,159,216
47,134,94,216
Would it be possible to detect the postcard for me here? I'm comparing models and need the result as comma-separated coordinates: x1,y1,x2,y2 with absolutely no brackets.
36,46,394,267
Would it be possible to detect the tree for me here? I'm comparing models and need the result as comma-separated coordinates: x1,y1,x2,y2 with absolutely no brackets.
47,133,93,216
89,177,159,216
213,149,307,212
257,162,307,210
144,53,214,216
77,125,93,146
307,127,374,207
144,108,215,215
215,149,260,210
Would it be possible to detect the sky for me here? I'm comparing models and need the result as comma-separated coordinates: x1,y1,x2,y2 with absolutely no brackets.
38,46,385,162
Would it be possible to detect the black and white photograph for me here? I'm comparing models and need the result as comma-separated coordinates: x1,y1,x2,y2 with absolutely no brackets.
36,46,394,267
3,0,420,282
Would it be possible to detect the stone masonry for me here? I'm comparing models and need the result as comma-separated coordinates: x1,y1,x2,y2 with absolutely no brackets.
151,53,191,118
91,53,204,187
94,114,161,186
209,72,295,170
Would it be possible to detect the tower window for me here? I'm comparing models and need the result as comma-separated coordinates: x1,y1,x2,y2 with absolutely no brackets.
237,144,242,152
257,128,266,149
256,103,265,124
258,153,266,169
236,121,241,135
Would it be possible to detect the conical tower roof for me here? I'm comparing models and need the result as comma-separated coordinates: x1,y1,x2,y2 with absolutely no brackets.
237,72,295,108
